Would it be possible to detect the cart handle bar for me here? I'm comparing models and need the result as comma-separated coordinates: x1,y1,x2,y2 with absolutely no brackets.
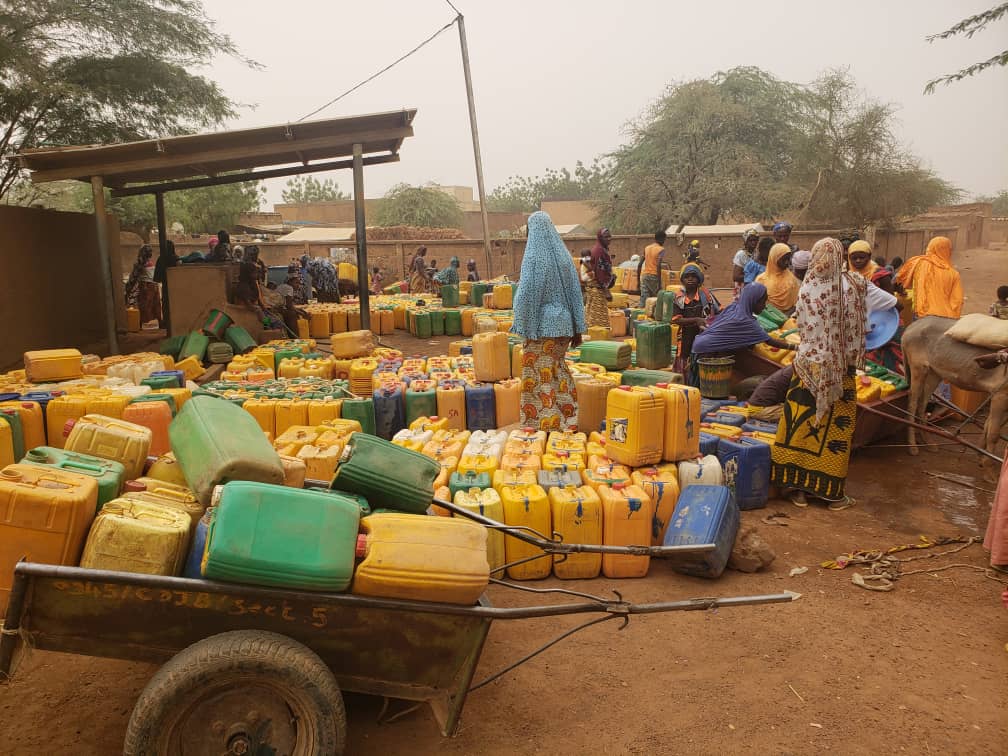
431,496,715,557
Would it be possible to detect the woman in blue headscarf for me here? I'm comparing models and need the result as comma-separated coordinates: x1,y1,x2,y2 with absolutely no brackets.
693,283,794,357
512,211,586,431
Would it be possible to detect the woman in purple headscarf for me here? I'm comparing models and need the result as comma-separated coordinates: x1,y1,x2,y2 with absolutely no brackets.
692,282,795,357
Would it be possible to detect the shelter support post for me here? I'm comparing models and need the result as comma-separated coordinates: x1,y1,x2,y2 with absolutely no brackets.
90,175,119,355
352,143,370,330
456,14,492,278
154,192,170,335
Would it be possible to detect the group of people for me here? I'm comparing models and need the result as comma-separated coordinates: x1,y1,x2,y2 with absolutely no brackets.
510,211,987,516
408,246,478,295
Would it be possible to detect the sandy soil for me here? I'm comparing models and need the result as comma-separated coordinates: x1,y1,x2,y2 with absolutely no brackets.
1,247,1005,755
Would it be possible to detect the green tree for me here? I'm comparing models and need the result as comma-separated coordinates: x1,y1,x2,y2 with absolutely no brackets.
374,183,463,229
925,3,1008,93
0,0,253,199
595,67,804,233
488,161,609,212
977,190,1008,216
281,175,350,203
9,178,264,238
791,70,957,227
594,66,955,232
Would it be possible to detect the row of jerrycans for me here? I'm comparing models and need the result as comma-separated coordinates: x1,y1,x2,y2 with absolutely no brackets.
436,479,661,580
604,383,703,467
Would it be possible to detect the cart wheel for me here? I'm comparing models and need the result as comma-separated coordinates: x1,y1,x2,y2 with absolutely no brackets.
123,630,346,756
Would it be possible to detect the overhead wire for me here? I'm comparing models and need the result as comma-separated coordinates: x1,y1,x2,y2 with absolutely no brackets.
297,15,459,122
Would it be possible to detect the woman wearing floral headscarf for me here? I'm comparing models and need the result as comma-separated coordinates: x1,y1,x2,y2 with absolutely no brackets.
770,238,867,510
512,211,586,431
584,228,614,328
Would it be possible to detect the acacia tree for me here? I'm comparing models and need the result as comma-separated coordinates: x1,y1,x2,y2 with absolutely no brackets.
925,3,1008,93
281,175,349,203
595,67,955,232
10,179,265,239
373,184,463,229
0,0,253,199
488,161,609,213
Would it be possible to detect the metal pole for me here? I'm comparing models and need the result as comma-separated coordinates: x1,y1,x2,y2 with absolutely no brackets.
455,13,492,278
352,143,371,331
90,175,119,355
154,192,170,335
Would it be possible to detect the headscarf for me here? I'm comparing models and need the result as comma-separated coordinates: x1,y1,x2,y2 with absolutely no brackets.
791,249,812,271
755,243,800,310
846,239,879,279
590,227,613,286
742,228,760,242
793,238,867,423
679,262,704,284
208,236,218,251
870,268,892,284
772,221,792,233
893,236,962,318
512,211,586,340
692,283,770,355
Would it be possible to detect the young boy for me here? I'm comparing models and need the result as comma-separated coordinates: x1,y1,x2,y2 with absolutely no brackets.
990,285,1008,320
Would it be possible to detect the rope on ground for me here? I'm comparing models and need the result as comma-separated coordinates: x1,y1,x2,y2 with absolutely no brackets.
823,536,1008,592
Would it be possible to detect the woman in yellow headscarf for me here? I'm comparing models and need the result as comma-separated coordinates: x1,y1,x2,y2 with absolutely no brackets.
894,236,963,319
755,243,800,312
846,240,879,280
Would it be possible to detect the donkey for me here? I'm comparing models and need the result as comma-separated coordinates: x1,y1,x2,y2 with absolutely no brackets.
901,316,1008,464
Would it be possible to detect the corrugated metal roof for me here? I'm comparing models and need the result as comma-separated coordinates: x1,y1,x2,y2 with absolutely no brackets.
276,227,357,242
17,109,416,188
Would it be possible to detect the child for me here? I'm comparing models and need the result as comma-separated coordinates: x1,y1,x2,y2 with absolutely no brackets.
370,266,384,295
990,285,1008,320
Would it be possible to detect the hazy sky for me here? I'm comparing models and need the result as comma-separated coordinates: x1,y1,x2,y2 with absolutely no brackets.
202,0,1008,208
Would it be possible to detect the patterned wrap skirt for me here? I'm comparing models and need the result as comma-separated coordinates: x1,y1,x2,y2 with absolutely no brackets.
584,283,610,329
770,372,856,500
520,337,578,432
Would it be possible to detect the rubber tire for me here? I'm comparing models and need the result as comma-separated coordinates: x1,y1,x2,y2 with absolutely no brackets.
123,630,346,756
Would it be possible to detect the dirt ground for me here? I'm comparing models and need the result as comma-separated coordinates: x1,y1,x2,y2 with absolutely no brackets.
1,247,1006,755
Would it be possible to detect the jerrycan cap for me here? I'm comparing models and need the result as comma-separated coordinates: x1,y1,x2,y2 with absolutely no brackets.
1,468,22,481
655,382,669,388
210,485,225,509
618,385,632,391
612,482,627,491
124,480,147,493
25,449,49,463
62,419,77,437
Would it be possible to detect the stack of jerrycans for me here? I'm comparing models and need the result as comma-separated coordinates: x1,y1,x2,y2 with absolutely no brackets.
0,464,98,612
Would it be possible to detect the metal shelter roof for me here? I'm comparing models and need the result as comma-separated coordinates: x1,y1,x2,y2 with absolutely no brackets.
16,109,416,192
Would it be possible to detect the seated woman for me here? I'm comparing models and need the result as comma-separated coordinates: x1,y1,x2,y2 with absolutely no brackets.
669,263,721,379
691,283,795,385
755,243,800,314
